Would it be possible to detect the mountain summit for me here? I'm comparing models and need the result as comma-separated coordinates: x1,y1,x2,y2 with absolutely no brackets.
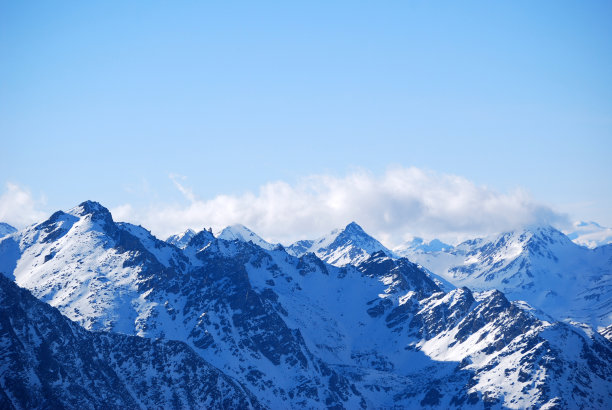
216,224,278,251
166,228,197,249
287,222,392,266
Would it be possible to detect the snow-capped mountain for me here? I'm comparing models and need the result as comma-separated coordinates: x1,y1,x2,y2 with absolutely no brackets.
166,228,197,249
216,224,278,251
0,201,189,333
286,222,392,266
2,203,612,408
0,274,260,409
405,225,612,330
566,221,612,249
0,222,16,238
0,202,364,408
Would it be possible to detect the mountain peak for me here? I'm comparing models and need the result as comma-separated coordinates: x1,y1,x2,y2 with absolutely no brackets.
515,224,574,248
66,201,116,235
344,221,364,232
70,200,112,218
335,222,381,245
289,222,391,267
217,224,276,250
166,228,197,249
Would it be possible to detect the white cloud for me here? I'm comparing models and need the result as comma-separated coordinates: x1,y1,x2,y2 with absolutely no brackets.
113,167,568,247
169,173,196,203
0,183,47,228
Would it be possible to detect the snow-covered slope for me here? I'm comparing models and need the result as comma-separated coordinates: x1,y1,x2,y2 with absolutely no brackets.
286,222,392,266
0,222,16,238
0,274,260,409
216,224,278,251
0,203,365,408
3,204,612,408
405,225,612,330
166,228,197,249
0,200,189,333
566,221,612,249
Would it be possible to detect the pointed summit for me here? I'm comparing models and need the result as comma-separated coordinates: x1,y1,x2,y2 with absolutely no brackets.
66,200,115,233
166,228,197,249
217,224,277,250
184,228,216,252
344,221,364,232
289,222,392,267
70,200,110,216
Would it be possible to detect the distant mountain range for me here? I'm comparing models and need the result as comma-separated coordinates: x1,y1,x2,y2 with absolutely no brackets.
397,225,612,332
1,201,611,408
566,221,612,249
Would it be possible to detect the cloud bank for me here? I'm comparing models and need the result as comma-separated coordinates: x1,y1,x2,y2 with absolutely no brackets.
112,167,568,247
0,183,47,228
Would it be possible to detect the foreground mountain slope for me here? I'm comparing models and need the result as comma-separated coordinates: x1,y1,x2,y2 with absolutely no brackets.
0,275,260,409
403,225,612,330
241,249,612,408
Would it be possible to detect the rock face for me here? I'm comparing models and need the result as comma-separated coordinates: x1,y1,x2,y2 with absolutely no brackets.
1,202,612,408
0,275,260,409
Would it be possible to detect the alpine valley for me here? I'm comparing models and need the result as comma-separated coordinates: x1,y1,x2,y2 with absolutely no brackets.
1,201,611,409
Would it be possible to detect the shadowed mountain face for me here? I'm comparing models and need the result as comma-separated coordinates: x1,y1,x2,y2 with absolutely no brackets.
0,222,16,238
1,202,612,408
0,274,260,409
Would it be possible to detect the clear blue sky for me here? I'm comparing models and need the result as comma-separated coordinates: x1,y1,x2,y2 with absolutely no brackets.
1,1,611,226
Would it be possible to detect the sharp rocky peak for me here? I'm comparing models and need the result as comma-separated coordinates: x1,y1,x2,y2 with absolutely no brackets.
70,200,109,215
343,221,365,234
187,228,216,248
166,228,198,249
64,200,117,236
326,222,373,244
68,200,114,223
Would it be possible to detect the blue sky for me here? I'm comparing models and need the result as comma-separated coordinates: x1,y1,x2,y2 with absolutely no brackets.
1,1,611,242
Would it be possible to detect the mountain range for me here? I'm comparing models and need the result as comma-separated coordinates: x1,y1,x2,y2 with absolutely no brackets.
1,201,611,408
397,226,612,332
